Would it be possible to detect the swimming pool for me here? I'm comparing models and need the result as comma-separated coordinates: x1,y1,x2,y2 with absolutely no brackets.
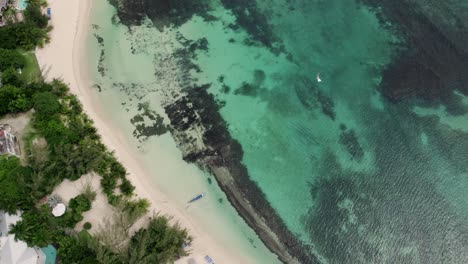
41,245,57,264
17,0,28,10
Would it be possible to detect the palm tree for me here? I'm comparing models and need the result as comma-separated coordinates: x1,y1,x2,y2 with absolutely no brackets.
9,220,34,243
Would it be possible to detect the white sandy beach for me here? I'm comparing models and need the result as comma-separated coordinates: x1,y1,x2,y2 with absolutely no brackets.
35,0,279,263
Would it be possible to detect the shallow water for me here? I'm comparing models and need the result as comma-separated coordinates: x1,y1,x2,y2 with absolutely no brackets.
85,1,280,263
87,0,468,263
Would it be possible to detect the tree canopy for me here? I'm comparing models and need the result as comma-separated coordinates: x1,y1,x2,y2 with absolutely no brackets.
23,0,49,29
0,84,32,115
1,67,25,87
33,91,61,119
126,216,191,264
0,0,49,50
0,157,30,213
0,48,26,71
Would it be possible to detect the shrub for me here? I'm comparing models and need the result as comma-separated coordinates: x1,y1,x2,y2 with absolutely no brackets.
126,215,192,263
50,79,69,97
56,231,99,263
81,180,97,202
59,194,93,228
110,160,126,178
83,222,92,230
101,176,118,196
69,194,92,213
119,178,135,196
107,194,122,206
121,198,149,224
55,210,82,228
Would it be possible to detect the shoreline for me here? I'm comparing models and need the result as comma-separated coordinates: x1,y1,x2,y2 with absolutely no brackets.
35,0,279,263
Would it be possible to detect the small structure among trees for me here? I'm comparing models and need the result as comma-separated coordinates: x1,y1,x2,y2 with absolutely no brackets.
0,124,19,156
0,0,7,13
0,0,10,26
0,0,7,8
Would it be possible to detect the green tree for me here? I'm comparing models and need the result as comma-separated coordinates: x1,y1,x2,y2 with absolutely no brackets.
0,157,28,213
23,81,53,98
121,199,149,225
0,25,18,49
0,84,30,115
50,139,104,180
69,194,92,213
125,215,191,264
3,22,49,50
56,232,100,264
23,0,49,29
0,49,26,71
1,67,25,87
38,119,69,147
9,205,57,247
9,93,31,112
50,79,69,97
33,91,60,119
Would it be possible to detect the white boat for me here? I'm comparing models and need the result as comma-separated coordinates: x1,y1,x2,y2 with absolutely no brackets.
316,73,322,83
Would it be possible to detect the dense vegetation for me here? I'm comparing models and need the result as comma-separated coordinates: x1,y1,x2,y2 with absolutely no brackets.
0,0,50,50
0,2,191,263
126,216,191,263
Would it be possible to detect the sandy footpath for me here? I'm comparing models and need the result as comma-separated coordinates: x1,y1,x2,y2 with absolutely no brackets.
35,0,275,263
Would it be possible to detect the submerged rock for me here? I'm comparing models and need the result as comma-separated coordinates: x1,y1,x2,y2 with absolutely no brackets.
360,0,468,108
339,129,364,161
107,0,215,28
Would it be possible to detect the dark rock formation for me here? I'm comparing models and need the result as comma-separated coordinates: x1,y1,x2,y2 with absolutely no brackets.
107,0,214,28
164,85,319,263
317,90,336,121
93,33,106,77
339,129,364,161
234,82,258,96
359,0,468,107
294,78,336,120
130,102,168,141
220,0,283,53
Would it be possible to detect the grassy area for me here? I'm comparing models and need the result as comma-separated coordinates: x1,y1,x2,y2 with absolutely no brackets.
20,50,42,83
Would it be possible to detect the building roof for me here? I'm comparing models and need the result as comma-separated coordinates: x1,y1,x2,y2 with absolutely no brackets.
0,125,18,156
0,211,45,264
0,0,7,10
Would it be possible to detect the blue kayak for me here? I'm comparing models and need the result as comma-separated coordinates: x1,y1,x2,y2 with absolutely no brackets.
188,193,205,203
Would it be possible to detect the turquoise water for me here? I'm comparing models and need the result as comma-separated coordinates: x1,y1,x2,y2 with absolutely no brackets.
88,0,468,263
17,0,27,10
180,2,395,240
41,245,56,264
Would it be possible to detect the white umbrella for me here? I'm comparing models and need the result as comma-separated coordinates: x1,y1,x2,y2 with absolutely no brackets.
52,203,66,217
